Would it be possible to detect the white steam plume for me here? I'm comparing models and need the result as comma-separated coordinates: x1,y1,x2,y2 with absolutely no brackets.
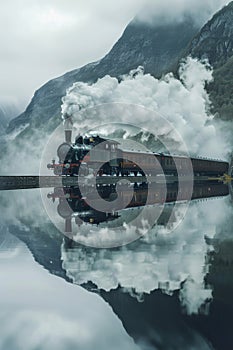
62,57,229,159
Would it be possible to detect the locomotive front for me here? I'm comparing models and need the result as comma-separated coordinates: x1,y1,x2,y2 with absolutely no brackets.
47,135,122,176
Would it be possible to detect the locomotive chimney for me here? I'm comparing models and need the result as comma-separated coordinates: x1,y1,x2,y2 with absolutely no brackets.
65,218,72,234
64,116,73,143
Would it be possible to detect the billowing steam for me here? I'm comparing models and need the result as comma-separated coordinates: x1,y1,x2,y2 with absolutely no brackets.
62,57,229,159
1,56,229,176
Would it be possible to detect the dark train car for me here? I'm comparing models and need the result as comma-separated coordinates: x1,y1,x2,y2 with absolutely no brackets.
120,150,161,176
191,157,228,176
48,135,229,177
159,154,228,176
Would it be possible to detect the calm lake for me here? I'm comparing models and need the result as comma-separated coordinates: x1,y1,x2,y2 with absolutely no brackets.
0,183,233,350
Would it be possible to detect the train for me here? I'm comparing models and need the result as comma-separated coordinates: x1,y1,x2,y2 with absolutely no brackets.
47,135,229,177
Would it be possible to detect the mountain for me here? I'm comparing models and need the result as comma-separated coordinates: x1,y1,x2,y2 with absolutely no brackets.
6,18,199,136
208,55,233,120
90,17,199,78
0,110,7,136
187,2,233,68
185,1,233,120
0,102,20,136
6,2,233,136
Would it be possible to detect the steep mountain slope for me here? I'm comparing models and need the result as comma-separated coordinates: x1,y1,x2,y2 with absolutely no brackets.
7,18,199,135
0,102,20,136
208,55,233,119
187,2,233,67
185,1,233,119
90,17,198,78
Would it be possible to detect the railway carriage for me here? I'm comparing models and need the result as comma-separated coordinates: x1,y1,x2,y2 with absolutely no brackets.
48,135,229,177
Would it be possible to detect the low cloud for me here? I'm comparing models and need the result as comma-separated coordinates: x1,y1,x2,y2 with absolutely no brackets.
137,0,230,26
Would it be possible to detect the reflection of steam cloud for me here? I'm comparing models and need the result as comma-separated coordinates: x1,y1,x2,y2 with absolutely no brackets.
0,186,231,316
61,197,230,315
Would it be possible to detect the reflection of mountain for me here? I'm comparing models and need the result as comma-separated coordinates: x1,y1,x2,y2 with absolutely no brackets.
100,288,215,350
206,238,233,306
8,224,70,283
7,221,233,350
0,227,22,258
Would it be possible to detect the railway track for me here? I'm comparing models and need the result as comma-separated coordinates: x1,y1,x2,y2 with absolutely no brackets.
0,175,224,191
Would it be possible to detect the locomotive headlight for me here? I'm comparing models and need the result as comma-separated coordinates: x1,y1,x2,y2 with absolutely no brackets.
57,142,71,161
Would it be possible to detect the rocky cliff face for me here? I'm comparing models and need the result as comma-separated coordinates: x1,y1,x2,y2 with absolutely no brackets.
185,2,233,120
0,102,20,136
187,2,233,68
6,18,199,136
90,17,198,78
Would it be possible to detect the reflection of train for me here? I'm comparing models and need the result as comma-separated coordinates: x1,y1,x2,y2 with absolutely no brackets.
48,182,229,232
47,135,229,177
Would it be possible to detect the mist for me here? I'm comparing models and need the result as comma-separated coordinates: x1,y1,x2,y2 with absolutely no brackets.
137,0,230,26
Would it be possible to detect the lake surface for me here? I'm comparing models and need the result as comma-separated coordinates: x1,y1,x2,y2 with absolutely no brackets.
0,184,233,350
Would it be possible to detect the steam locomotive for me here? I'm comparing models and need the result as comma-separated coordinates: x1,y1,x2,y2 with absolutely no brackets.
47,135,229,177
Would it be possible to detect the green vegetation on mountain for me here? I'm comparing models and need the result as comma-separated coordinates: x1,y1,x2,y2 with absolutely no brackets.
186,1,233,120
208,55,233,120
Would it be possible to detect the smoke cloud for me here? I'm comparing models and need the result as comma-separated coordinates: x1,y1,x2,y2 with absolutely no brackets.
62,57,229,159
2,57,230,175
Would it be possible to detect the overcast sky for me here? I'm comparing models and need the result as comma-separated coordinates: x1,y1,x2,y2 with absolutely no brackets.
0,0,230,112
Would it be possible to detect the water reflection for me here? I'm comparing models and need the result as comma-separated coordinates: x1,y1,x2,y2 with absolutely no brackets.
0,181,233,349
0,241,138,350
43,181,229,248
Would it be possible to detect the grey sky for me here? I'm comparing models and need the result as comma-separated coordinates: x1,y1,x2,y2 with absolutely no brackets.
0,0,230,111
